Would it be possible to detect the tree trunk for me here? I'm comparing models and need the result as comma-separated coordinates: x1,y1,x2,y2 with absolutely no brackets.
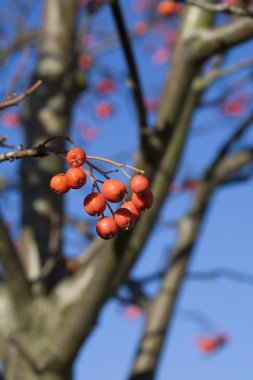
4,351,72,380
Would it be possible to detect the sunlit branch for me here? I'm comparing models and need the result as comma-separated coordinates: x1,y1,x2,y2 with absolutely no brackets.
187,0,253,17
189,18,253,62
129,143,253,379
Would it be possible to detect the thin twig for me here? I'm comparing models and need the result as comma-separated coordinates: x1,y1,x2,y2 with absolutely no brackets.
109,0,149,145
195,58,253,92
0,146,66,163
0,136,15,149
0,80,42,110
87,156,144,173
205,111,253,178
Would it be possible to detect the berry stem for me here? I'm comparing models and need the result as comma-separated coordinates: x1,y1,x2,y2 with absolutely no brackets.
86,156,144,174
87,163,114,216
88,161,111,179
40,135,76,148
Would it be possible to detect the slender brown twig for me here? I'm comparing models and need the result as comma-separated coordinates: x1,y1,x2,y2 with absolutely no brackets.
109,0,149,146
87,156,144,173
0,80,42,110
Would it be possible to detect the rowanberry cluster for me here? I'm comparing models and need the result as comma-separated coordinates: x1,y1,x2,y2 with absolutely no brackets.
50,146,153,240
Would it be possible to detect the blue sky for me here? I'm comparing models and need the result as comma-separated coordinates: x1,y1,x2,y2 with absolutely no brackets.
0,1,253,379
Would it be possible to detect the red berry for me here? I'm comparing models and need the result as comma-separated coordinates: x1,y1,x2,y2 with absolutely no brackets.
101,179,127,203
96,216,118,239
95,78,116,94
84,192,106,216
66,147,86,167
132,189,154,210
114,208,135,231
130,175,149,194
157,1,180,16
121,201,141,222
95,102,113,119
66,167,87,189
50,173,70,195
78,54,93,70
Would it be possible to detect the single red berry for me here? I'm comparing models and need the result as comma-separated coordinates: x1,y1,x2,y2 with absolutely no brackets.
66,147,86,167
95,78,116,94
121,201,141,222
157,1,180,16
132,189,154,210
84,192,106,216
101,179,127,203
50,173,70,195
114,208,135,231
130,175,149,194
78,54,93,70
96,216,118,240
66,167,87,189
95,102,113,119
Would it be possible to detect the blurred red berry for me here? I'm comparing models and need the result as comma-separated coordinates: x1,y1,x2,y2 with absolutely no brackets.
124,305,142,320
78,54,93,70
95,78,116,94
94,102,114,119
220,96,247,117
157,1,181,16
152,47,171,65
1,112,20,128
133,21,149,36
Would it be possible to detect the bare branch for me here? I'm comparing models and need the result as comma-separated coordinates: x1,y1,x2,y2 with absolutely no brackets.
129,146,253,378
194,58,253,92
0,30,39,64
0,217,31,308
0,80,42,111
0,145,65,163
109,0,148,147
189,18,253,62
187,0,253,17
206,112,253,178
187,268,253,285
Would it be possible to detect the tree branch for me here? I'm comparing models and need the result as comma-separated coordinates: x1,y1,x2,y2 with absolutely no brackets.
0,30,39,64
189,18,253,62
187,268,253,285
186,0,253,17
129,147,253,379
0,146,65,163
0,217,31,309
109,0,148,148
0,80,42,111
187,0,253,17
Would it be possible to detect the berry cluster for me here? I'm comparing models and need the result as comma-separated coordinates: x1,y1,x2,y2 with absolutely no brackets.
50,146,153,240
